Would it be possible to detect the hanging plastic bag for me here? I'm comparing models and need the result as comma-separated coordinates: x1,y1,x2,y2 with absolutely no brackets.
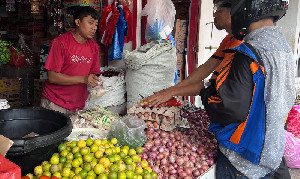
108,27,122,60
8,46,26,67
284,130,300,168
88,80,108,101
107,115,147,148
141,0,176,41
0,154,21,179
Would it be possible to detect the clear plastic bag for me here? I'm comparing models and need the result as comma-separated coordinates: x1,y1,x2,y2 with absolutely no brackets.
107,115,147,148
284,130,300,168
141,0,176,42
88,80,108,101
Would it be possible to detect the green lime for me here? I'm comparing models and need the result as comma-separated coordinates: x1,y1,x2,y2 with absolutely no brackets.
108,171,118,179
79,169,88,178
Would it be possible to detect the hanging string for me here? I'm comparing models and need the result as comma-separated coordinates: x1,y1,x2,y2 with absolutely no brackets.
205,22,214,51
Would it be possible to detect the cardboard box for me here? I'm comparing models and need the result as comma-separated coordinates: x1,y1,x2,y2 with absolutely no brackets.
174,19,189,40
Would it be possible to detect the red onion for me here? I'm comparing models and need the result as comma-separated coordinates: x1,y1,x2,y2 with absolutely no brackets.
184,161,194,168
207,158,215,166
161,158,168,165
157,153,164,160
192,169,201,177
176,148,184,156
169,133,175,138
138,153,143,158
179,171,187,178
169,169,178,175
202,165,209,171
149,152,157,160
191,146,197,152
147,133,154,139
160,131,168,138
161,165,169,173
176,157,184,166
142,147,148,153
169,154,176,163
162,173,169,179
169,175,177,179
172,163,178,169
198,145,205,154
169,147,176,153
167,141,173,148
185,167,193,176
194,161,202,169
147,127,154,133
175,135,181,141
144,142,153,150
153,132,159,139
136,162,142,167
161,138,169,145
150,146,158,152
163,150,170,158
155,159,160,165
158,146,165,153
152,166,160,173
154,139,161,146
198,168,205,174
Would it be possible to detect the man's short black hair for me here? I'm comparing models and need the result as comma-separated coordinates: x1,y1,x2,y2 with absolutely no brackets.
73,6,100,23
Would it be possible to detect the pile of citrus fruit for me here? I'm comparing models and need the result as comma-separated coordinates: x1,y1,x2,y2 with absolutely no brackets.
22,138,157,179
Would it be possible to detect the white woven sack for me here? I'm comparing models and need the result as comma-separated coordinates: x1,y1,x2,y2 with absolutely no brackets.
123,40,176,109
84,68,126,109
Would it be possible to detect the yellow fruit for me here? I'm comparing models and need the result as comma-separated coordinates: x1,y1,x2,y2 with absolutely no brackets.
50,156,60,165
98,145,106,153
144,166,152,173
74,167,83,174
72,146,80,154
70,170,75,178
87,170,96,177
136,147,143,154
105,148,113,155
110,138,118,145
34,166,43,176
94,164,105,175
60,149,69,157
42,163,51,172
83,154,93,162
52,171,62,178
117,161,126,172
90,144,99,153
70,141,77,148
141,161,148,168
101,139,108,144
128,149,136,156
131,154,140,163
61,167,71,177
80,147,90,156
94,150,104,159
104,144,110,149
135,166,143,175
126,170,135,179
98,173,108,179
99,158,111,168
86,138,94,147
49,164,60,174
26,173,34,179
77,140,87,148
114,155,121,162
42,171,51,177
118,171,126,179
94,139,102,146
72,158,81,168
124,157,133,165
72,174,82,179
110,163,119,172
115,146,121,153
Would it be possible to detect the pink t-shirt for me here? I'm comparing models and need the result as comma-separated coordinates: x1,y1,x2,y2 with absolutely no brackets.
42,31,100,111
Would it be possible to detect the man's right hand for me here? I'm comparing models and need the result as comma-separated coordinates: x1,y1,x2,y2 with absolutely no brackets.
85,74,100,87
142,88,174,107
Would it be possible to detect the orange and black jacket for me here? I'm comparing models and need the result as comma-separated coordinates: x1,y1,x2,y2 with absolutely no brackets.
200,43,266,164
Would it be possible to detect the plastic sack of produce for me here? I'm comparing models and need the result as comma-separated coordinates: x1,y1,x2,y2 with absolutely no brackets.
284,130,300,168
123,40,176,109
287,105,300,138
0,154,21,179
84,67,126,109
141,0,176,42
107,115,147,148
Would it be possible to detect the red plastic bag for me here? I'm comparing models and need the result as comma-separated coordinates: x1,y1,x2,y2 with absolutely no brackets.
8,47,26,67
0,154,21,179
287,105,300,138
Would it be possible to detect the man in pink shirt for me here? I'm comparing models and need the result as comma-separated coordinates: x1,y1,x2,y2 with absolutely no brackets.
41,6,101,114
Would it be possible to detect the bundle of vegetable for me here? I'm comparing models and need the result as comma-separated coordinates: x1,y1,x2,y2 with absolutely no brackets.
140,127,217,179
0,40,12,64
71,107,119,130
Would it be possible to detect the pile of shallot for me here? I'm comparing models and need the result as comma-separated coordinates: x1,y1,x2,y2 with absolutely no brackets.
140,124,217,178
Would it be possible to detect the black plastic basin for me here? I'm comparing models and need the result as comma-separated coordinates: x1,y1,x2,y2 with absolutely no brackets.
0,107,72,175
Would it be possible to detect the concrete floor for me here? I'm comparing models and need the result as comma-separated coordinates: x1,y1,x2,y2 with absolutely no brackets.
289,168,300,179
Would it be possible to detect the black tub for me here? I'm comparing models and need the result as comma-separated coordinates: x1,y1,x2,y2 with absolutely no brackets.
0,107,72,175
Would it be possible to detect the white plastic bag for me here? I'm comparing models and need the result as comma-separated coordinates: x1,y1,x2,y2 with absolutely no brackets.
284,130,300,168
141,0,176,41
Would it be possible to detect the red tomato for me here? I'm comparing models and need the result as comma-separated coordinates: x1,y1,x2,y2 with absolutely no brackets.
50,177,60,179
21,176,30,179
39,175,50,179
